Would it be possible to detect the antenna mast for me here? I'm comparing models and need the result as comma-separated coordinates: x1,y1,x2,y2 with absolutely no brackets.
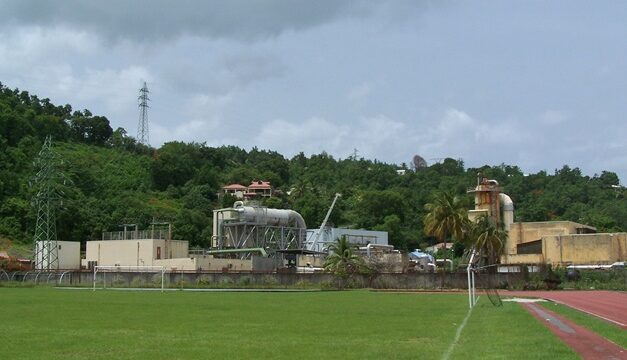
137,81,150,145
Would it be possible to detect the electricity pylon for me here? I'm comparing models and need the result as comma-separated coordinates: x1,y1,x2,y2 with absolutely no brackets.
137,81,150,145
32,136,70,270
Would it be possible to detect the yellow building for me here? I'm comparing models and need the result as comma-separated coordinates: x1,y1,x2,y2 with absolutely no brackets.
505,221,627,266
468,175,627,266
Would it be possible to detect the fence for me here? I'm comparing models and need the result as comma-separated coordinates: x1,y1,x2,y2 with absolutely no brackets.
1,270,526,290
101,229,170,241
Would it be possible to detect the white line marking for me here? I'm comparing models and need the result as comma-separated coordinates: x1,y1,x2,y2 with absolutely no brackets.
442,297,479,360
549,299,626,328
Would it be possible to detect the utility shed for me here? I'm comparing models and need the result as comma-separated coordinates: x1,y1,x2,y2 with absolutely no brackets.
35,241,81,270
84,239,188,268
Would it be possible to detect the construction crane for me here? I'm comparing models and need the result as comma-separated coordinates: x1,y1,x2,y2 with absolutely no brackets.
307,193,341,252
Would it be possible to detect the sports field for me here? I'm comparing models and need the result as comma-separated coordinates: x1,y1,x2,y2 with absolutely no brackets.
0,288,578,359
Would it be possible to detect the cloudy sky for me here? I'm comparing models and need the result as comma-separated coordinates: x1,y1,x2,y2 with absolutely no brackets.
1,1,626,181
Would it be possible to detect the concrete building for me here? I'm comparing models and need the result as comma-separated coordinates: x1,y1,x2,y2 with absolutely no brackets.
35,241,81,270
468,175,627,267
304,227,388,253
504,221,627,266
84,239,188,268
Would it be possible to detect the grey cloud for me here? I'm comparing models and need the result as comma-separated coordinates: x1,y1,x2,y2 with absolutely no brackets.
0,0,384,43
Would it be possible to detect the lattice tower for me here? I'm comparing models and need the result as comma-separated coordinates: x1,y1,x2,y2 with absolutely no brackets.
137,81,150,145
32,136,70,270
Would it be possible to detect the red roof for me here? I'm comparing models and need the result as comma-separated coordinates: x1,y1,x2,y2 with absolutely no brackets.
223,184,247,191
248,181,272,189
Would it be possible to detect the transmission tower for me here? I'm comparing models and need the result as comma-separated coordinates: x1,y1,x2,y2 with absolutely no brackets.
137,81,150,145
32,136,70,270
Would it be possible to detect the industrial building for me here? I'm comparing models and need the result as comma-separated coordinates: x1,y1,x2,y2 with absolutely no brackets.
304,227,389,253
35,241,80,270
76,201,397,273
468,176,627,267
505,222,626,266
212,201,306,256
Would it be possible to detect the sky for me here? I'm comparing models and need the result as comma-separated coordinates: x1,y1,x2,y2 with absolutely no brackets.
1,1,626,181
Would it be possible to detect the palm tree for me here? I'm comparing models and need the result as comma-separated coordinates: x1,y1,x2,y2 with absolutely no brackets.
469,216,508,266
324,236,366,279
423,191,469,268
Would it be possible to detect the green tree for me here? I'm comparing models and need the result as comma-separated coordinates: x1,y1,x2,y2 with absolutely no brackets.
323,236,367,288
423,191,469,267
468,216,508,265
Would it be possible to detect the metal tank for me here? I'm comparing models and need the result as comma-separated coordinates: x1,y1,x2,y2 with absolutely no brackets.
212,202,307,258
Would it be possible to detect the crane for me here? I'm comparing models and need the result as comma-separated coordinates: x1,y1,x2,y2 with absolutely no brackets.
308,193,341,252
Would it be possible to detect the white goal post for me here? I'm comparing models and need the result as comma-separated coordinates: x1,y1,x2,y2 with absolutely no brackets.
93,265,167,292
467,250,478,309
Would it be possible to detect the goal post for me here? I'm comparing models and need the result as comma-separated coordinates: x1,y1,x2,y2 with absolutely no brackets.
93,265,167,292
467,250,478,309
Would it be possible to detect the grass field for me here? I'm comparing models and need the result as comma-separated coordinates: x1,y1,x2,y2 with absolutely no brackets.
0,288,577,359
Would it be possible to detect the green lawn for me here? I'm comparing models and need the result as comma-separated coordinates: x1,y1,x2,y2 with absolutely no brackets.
0,289,576,359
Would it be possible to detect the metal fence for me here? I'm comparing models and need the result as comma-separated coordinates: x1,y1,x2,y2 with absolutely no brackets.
101,229,170,240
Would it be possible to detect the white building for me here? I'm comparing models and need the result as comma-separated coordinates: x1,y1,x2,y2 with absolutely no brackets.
35,241,81,270
83,239,188,268
304,227,388,253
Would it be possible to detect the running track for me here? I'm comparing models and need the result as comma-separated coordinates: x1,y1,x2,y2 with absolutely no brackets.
503,290,627,329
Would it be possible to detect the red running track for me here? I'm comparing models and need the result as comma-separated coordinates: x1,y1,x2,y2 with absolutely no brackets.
503,290,627,329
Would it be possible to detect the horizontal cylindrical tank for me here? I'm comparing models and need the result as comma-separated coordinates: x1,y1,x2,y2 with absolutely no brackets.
233,202,306,229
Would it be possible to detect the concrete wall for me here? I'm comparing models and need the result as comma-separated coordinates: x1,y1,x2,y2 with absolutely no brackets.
154,256,255,272
191,255,253,271
297,254,325,268
154,258,196,271
542,233,627,265
502,254,544,265
166,240,188,259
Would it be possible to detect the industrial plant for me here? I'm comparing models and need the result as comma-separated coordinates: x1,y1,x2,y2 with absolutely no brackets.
29,175,626,278
468,175,627,269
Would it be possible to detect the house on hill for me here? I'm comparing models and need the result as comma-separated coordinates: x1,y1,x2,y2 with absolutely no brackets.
222,181,273,200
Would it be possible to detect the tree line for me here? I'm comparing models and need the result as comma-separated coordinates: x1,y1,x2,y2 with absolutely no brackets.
1,82,625,252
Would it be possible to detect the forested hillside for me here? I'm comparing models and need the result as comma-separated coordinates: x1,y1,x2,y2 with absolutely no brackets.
1,82,625,252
